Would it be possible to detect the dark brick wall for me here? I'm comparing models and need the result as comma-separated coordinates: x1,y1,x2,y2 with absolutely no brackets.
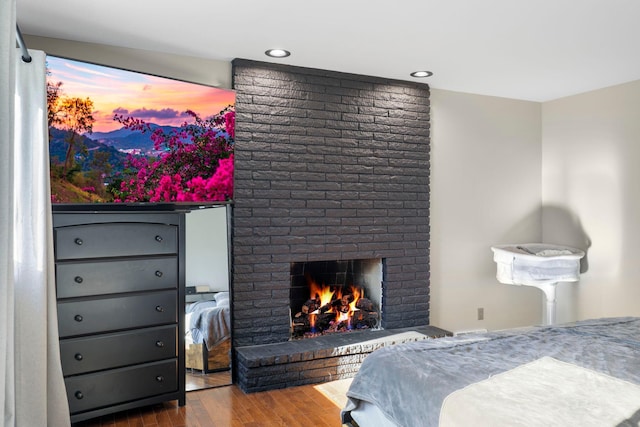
231,59,431,349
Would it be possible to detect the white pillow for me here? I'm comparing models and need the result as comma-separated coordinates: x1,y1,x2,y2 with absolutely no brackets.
214,291,230,303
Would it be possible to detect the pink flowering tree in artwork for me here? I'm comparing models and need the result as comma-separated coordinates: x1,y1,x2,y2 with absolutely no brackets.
110,106,234,202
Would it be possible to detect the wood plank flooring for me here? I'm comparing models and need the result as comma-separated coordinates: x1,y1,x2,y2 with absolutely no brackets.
73,383,345,427
185,370,232,392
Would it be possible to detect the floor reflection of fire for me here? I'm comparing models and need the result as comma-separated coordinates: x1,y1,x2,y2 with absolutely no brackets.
291,276,379,339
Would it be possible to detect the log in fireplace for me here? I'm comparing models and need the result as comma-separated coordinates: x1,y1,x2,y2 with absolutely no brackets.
289,259,383,339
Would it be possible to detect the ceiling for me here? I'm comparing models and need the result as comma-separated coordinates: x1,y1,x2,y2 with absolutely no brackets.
16,0,640,102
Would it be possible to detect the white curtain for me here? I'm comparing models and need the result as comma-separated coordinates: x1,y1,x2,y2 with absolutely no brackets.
1,1,71,426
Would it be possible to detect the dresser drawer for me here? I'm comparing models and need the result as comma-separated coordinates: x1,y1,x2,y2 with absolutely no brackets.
56,257,178,299
55,223,177,260
60,325,177,376
65,359,177,414
58,290,177,337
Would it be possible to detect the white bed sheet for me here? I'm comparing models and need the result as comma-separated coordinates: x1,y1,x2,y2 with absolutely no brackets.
349,401,398,427
439,356,640,427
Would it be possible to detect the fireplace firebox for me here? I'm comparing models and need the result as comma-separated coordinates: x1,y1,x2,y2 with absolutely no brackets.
290,259,383,339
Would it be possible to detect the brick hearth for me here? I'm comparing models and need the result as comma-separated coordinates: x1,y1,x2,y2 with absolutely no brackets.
236,326,449,393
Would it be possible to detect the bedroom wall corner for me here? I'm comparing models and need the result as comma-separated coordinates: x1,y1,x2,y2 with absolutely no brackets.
542,79,640,322
429,88,543,333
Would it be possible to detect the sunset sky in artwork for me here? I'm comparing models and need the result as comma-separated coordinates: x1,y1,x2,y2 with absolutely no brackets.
47,56,235,133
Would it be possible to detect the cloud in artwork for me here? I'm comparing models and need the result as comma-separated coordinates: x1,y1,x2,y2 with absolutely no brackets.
128,107,190,120
111,106,191,121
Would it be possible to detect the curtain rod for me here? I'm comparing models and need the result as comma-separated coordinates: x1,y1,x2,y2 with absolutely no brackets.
16,25,32,63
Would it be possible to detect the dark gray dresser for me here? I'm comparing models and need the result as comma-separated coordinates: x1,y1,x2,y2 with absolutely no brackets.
53,211,186,423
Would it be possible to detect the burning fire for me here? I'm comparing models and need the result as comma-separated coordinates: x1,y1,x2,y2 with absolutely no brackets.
291,275,378,339
349,286,361,312
308,278,363,330
310,280,336,308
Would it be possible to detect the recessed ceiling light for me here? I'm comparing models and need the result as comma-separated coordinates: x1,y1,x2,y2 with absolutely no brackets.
410,71,433,78
265,49,291,58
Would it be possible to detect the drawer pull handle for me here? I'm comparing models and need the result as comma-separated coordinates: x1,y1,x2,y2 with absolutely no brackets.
156,375,164,383
75,391,84,400
155,270,163,278
156,340,165,348
155,305,164,313
74,315,83,322
74,353,83,361
74,238,83,246
155,235,163,243
74,276,83,284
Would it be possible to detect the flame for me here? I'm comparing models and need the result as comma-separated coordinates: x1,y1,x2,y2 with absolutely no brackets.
345,286,362,329
309,279,336,307
349,286,361,312
305,276,366,334
309,313,316,331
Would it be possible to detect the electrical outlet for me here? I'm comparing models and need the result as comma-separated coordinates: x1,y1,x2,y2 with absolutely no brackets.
477,307,484,320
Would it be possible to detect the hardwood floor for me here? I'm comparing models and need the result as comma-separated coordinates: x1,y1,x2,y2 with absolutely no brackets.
186,370,232,392
73,383,345,427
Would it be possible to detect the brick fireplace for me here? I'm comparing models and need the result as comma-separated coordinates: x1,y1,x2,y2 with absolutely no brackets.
231,59,432,391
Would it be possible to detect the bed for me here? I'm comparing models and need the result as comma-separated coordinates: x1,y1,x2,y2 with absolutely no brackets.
342,317,640,427
185,291,231,373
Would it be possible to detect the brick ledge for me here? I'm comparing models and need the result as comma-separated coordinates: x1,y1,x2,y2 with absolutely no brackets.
235,325,450,393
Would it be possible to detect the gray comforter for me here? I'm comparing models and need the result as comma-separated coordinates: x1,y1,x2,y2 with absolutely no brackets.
342,317,640,427
186,298,230,350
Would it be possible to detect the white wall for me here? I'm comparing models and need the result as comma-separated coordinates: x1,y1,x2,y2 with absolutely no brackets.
542,80,640,321
185,206,230,292
430,89,543,333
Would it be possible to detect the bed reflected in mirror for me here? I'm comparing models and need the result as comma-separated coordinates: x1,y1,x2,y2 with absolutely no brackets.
184,205,232,391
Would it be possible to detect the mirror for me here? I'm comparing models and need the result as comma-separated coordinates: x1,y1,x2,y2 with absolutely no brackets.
184,205,231,391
